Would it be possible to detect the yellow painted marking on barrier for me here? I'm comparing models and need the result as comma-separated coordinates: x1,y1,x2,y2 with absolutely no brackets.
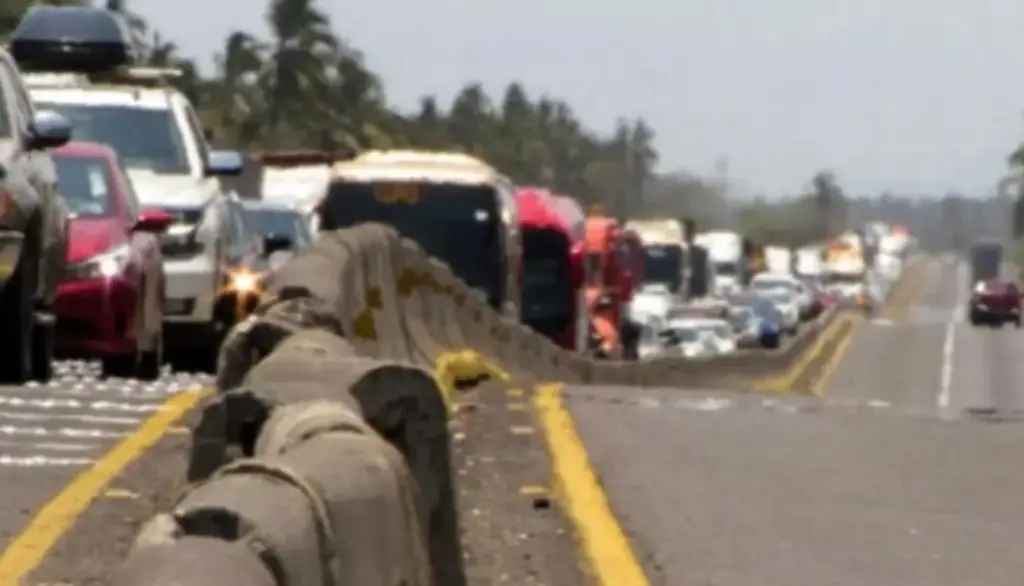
509,425,535,435
534,384,649,586
103,488,138,499
506,388,524,398
0,388,211,582
166,425,189,435
506,402,526,411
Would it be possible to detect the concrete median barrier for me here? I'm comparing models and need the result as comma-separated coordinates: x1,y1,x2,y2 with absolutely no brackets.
114,223,902,584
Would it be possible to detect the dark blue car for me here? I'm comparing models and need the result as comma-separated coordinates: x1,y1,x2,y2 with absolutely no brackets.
730,295,784,348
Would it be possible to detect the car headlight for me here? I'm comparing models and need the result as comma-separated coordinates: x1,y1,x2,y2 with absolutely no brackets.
66,243,131,280
226,268,264,293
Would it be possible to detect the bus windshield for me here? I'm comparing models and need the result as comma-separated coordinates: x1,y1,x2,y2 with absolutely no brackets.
319,180,505,306
521,227,574,336
642,244,682,291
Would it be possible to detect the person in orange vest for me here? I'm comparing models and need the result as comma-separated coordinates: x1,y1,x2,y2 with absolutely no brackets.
588,292,620,358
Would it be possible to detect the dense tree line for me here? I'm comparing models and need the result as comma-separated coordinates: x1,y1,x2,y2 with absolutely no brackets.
8,0,989,249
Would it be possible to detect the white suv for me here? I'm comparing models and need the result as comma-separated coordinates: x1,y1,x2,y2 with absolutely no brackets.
25,68,244,367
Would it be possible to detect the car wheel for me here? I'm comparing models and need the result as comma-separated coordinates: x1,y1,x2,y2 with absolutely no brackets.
31,316,54,382
0,255,36,384
101,351,138,379
136,335,163,381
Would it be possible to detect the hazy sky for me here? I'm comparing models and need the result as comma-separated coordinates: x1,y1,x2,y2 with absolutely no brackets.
127,0,1024,196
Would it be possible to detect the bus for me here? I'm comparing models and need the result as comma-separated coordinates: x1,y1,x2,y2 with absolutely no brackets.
321,150,521,316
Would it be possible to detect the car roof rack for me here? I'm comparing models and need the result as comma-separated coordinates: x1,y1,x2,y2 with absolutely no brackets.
9,6,136,73
22,66,184,89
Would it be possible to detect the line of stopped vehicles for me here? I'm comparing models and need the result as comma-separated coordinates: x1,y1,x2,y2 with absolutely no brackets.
0,6,922,386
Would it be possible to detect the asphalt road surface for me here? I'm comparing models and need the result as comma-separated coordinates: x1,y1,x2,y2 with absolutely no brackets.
564,256,1024,585
0,362,208,550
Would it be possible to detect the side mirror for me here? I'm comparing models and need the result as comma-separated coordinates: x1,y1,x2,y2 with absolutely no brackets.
27,110,71,150
263,233,293,255
134,208,174,233
204,150,244,177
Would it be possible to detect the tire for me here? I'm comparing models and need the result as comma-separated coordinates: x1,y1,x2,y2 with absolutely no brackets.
0,253,36,384
101,353,137,379
31,317,54,382
136,335,163,381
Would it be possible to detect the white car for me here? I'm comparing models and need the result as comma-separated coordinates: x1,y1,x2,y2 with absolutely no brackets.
757,290,800,334
26,68,245,365
749,272,814,318
629,282,676,324
662,319,722,358
678,317,737,355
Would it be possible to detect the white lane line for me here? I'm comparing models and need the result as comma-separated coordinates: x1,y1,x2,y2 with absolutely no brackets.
938,261,966,412
0,410,142,426
0,396,165,413
0,439,100,452
0,455,94,467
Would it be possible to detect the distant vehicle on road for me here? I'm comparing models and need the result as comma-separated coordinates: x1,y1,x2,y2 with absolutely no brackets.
968,278,1021,328
969,240,1002,285
241,200,313,271
53,141,172,379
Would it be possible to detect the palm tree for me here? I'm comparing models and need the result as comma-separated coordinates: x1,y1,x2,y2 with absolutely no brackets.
264,0,338,138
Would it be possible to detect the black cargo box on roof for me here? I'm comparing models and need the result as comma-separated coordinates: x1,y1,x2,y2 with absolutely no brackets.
9,6,135,73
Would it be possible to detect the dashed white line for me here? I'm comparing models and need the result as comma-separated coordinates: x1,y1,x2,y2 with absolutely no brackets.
937,261,966,412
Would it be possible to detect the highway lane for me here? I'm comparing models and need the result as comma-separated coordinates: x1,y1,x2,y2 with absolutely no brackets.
0,362,207,551
563,384,1024,586
561,253,1024,585
822,255,958,411
825,254,1024,416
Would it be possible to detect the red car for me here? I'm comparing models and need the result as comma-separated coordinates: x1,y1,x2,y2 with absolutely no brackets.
53,142,174,379
968,278,1021,328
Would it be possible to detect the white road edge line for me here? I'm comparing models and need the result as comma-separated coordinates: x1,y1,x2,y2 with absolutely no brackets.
937,260,966,413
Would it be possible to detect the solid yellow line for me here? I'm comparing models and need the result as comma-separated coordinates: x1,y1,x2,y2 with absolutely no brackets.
809,317,859,396
534,383,649,586
756,314,849,393
0,388,210,582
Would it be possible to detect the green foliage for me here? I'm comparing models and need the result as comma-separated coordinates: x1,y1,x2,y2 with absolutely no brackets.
3,0,845,245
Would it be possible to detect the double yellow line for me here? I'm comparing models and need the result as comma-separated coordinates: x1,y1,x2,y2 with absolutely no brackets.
755,314,858,394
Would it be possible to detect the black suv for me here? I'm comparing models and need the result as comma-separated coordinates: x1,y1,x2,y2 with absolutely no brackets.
0,49,72,383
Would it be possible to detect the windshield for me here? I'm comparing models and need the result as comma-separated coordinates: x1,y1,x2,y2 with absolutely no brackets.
751,278,796,292
749,298,782,321
54,154,115,217
825,273,863,285
37,103,190,174
728,310,751,329
669,327,699,343
763,291,792,304
714,261,738,275
642,244,683,291
521,227,574,333
245,208,312,249
319,180,505,307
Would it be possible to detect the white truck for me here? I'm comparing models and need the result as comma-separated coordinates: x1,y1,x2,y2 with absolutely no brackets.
824,231,868,306
794,245,825,278
764,245,793,275
624,218,687,296
26,66,246,368
255,150,337,233
693,231,742,296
